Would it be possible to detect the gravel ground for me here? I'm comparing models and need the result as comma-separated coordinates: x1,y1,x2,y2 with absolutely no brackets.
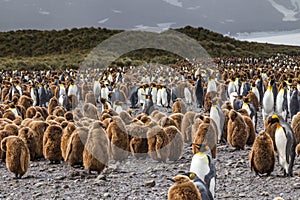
0,107,300,200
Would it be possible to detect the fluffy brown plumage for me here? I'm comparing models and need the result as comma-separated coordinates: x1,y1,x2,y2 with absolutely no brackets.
168,175,202,200
18,127,36,161
61,122,76,160
169,113,184,131
1,136,30,178
159,117,177,128
227,110,248,150
249,131,275,175
65,127,89,167
147,125,170,162
85,92,96,105
28,121,49,159
48,97,59,115
127,124,149,159
83,121,109,174
43,125,63,163
172,98,187,114
18,95,33,110
192,122,217,158
83,103,99,120
106,116,129,161
181,111,196,143
292,112,300,144
164,126,184,161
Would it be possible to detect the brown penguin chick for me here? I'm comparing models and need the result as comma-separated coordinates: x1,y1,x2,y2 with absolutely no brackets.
48,97,59,115
227,110,248,150
181,111,196,143
221,109,230,143
28,121,49,159
119,110,133,125
164,126,184,161
61,122,77,160
246,91,259,111
1,136,30,179
13,116,22,126
73,108,84,122
0,130,16,161
168,174,202,200
32,112,44,121
43,125,63,164
147,125,170,162
83,121,109,174
64,111,74,122
172,98,187,114
35,106,49,120
221,101,233,110
17,95,33,110
136,113,148,121
106,116,129,161
158,117,177,128
82,103,99,120
4,124,19,136
18,127,37,161
192,122,217,158
68,94,79,109
151,111,167,123
204,91,218,112
65,127,89,167
52,107,66,117
16,105,26,119
264,115,277,150
191,118,203,141
291,112,300,144
249,131,275,176
25,107,37,119
127,124,149,159
238,109,256,145
150,110,160,118
85,92,96,106
102,117,112,128
3,110,16,121
169,113,184,131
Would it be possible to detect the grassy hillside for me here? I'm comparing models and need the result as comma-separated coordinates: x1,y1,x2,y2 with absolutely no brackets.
0,26,300,70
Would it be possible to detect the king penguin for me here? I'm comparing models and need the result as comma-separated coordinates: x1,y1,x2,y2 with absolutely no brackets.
210,99,225,143
290,87,299,119
190,144,216,198
129,85,138,108
195,75,204,108
276,82,288,121
268,115,296,176
262,84,274,121
142,94,155,115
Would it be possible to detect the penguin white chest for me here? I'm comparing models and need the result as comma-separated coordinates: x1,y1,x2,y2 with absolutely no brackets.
227,82,235,95
275,127,289,172
207,80,217,93
263,90,274,114
276,90,284,113
184,87,192,104
252,87,260,103
189,154,210,182
161,88,168,106
210,106,221,140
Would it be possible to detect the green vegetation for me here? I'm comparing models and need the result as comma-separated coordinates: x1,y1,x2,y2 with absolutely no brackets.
0,26,300,70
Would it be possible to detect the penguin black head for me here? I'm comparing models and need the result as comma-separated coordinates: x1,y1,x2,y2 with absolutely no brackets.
268,115,280,125
182,172,199,181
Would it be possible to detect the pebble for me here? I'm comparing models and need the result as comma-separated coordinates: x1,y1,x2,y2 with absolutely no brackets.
294,183,300,189
103,193,111,198
144,180,156,187
261,191,269,196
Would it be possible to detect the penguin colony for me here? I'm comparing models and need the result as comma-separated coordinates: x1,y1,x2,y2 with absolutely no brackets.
0,58,298,199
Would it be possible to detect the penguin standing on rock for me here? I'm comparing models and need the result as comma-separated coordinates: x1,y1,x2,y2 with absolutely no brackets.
268,115,296,176
190,144,216,198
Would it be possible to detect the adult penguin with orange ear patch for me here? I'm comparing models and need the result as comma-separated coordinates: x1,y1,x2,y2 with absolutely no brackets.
249,131,275,176
189,144,216,198
268,114,296,176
